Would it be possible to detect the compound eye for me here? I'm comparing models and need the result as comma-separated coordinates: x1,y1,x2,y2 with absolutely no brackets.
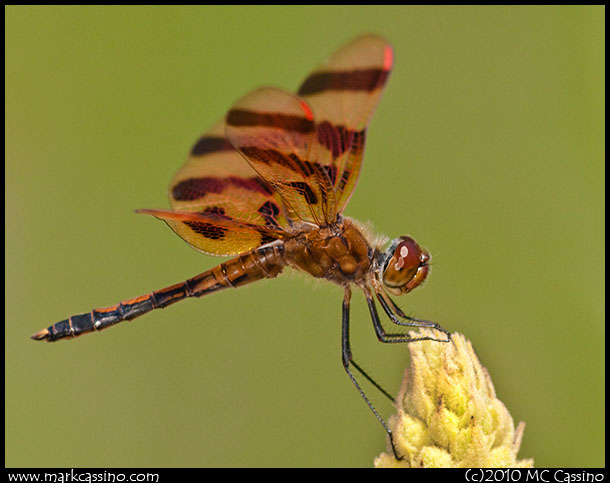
382,236,430,295
392,237,422,274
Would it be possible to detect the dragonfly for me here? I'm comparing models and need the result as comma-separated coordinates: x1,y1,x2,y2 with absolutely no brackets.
32,34,450,457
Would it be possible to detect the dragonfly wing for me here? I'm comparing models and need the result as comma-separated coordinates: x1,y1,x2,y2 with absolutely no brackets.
138,208,286,256
298,34,394,212
165,120,291,255
225,87,338,226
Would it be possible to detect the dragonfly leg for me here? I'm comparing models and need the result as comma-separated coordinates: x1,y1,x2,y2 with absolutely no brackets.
341,287,402,460
366,283,451,343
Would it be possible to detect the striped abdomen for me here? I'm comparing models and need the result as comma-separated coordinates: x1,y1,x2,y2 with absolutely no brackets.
32,243,285,342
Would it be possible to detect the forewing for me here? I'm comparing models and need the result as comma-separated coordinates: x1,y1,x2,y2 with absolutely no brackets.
298,34,394,212
225,87,338,226
166,120,290,255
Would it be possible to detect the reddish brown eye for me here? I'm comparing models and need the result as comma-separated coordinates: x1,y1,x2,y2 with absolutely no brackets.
392,237,421,273
382,236,430,295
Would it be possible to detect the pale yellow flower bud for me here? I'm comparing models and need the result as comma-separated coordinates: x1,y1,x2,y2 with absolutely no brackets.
374,330,533,468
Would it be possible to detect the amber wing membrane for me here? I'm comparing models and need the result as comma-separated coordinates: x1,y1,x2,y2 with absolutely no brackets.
152,35,393,254
298,34,394,213
225,87,338,226
159,120,290,256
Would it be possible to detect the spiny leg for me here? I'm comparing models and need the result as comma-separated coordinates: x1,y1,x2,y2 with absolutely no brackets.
341,287,401,459
369,280,451,343
343,290,394,402
362,286,450,344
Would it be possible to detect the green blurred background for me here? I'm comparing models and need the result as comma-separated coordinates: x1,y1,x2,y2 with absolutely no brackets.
6,6,604,468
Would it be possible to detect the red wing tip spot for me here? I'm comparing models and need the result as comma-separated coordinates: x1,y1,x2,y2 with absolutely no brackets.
383,45,394,71
31,329,49,341
299,100,314,121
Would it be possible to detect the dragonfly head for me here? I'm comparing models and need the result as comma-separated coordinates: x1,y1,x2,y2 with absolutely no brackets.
380,236,430,296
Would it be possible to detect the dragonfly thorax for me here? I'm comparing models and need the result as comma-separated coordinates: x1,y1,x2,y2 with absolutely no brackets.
284,218,373,287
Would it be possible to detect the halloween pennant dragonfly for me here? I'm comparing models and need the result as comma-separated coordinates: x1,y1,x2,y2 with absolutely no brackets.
32,34,450,456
